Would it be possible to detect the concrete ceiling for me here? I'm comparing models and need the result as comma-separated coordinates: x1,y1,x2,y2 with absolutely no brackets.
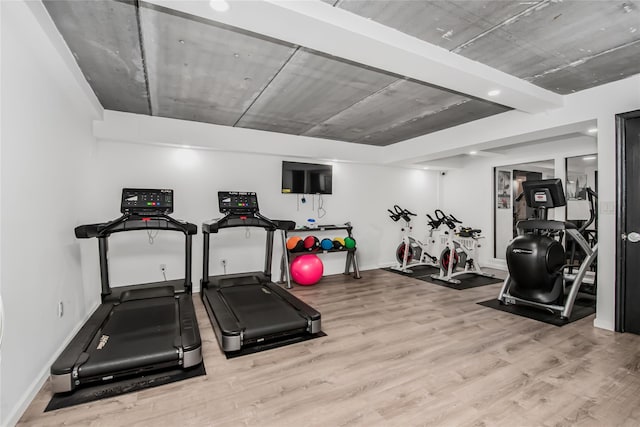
43,0,640,147
336,0,640,94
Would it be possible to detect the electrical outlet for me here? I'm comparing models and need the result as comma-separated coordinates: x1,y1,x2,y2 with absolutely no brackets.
58,301,64,318
160,264,166,273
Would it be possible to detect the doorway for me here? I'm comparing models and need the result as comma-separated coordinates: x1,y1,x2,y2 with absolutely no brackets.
616,110,640,333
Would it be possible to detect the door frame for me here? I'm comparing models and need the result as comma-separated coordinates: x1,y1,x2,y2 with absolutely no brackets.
615,110,640,331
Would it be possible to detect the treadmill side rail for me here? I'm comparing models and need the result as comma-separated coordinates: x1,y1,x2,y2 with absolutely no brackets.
50,304,114,392
178,295,202,366
202,288,243,352
267,283,322,333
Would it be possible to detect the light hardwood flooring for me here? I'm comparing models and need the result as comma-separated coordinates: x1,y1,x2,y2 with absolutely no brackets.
18,269,640,426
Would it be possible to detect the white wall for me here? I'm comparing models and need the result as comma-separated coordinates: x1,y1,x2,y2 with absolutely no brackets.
0,2,100,425
82,140,440,292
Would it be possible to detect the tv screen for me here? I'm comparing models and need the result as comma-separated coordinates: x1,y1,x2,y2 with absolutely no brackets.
282,161,333,194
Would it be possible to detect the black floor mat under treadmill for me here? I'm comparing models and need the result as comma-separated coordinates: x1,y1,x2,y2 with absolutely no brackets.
224,332,327,359
45,363,206,412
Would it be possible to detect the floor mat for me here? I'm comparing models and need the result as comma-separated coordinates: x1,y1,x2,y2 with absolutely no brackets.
477,297,596,326
45,363,206,412
225,332,327,359
384,267,502,290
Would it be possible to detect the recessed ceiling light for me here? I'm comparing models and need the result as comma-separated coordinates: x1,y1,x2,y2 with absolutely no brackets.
488,90,501,97
469,151,478,155
209,0,230,12
423,166,429,170
587,127,598,133
583,156,597,161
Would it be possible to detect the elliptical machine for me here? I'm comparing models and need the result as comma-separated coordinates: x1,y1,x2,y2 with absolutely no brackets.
388,205,441,273
498,179,598,320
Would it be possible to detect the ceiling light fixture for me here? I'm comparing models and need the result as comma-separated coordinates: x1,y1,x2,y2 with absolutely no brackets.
469,151,478,155
487,89,501,97
583,156,597,161
209,0,230,12
587,127,598,133
423,166,429,170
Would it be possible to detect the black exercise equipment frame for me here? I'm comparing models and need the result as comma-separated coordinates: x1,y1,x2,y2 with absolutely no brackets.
76,213,197,301
50,191,201,393
200,192,321,354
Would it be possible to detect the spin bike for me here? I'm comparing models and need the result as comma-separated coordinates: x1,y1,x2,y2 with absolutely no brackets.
430,211,495,285
388,205,442,273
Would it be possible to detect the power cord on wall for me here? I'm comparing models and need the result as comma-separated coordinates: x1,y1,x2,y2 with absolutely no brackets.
317,194,326,219
296,193,327,218
147,229,159,244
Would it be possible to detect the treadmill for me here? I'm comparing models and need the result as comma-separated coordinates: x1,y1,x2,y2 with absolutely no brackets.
50,189,202,393
201,191,321,353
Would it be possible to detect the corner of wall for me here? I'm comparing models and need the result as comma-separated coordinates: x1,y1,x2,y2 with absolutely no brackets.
4,302,99,426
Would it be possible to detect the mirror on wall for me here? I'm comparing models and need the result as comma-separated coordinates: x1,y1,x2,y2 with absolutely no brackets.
493,160,555,259
566,154,598,229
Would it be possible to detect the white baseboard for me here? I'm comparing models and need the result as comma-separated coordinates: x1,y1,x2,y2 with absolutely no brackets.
593,316,615,332
483,258,508,271
5,302,100,427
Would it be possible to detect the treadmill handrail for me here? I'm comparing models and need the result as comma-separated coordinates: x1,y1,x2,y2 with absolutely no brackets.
75,213,197,238
203,212,295,233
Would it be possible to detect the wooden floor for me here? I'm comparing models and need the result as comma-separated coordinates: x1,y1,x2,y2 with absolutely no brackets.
19,269,640,426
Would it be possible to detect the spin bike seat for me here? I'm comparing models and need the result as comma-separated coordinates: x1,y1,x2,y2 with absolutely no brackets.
458,228,482,237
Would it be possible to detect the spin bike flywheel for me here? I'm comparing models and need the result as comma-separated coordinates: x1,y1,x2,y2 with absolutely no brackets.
397,238,425,264
396,242,414,264
440,246,462,271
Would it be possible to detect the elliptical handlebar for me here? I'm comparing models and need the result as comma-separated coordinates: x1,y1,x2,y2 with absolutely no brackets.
577,187,598,234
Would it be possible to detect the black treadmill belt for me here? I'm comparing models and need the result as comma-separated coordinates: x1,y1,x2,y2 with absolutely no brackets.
219,285,308,339
79,297,179,378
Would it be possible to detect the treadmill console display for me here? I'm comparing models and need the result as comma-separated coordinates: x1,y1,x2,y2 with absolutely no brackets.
218,191,259,214
121,188,174,214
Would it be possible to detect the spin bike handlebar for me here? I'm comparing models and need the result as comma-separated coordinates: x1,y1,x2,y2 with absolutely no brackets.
434,209,458,230
448,214,462,224
388,205,416,223
426,214,443,230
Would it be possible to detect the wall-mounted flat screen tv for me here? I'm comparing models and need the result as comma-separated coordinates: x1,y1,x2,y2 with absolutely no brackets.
281,161,333,194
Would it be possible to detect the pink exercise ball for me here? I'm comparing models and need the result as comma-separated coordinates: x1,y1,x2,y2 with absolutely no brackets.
290,254,324,286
